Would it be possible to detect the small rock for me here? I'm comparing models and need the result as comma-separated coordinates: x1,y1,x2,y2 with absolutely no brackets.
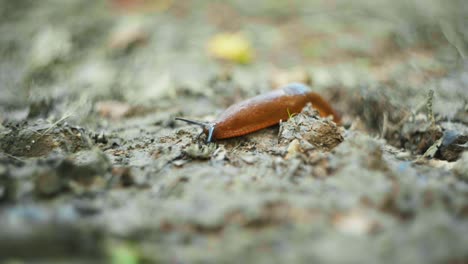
436,130,468,161
184,143,217,160
172,159,188,167
285,139,302,160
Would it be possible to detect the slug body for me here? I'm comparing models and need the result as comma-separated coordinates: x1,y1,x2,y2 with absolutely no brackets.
176,83,340,142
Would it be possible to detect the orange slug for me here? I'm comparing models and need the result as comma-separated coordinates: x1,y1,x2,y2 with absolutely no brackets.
176,83,341,142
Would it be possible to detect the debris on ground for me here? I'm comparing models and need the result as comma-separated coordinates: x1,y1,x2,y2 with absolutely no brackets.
279,104,344,152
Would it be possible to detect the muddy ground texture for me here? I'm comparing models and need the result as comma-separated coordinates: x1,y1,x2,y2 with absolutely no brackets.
1,0,468,263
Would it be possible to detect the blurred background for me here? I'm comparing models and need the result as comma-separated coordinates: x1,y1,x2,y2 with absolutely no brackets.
1,0,466,122
1,0,468,263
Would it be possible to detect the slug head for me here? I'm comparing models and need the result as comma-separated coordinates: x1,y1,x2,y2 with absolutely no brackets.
175,117,216,143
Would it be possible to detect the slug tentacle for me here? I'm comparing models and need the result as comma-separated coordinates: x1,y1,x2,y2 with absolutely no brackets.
175,117,209,127
175,117,216,143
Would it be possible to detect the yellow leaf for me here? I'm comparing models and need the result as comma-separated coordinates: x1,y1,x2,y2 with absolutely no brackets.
207,33,254,64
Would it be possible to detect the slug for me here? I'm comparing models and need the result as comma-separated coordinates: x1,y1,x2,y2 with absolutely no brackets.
176,83,341,142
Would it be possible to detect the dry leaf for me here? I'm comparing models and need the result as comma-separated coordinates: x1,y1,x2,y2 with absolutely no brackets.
207,32,254,64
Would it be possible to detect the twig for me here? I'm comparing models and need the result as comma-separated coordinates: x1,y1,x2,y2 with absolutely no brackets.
2,152,25,162
426,89,436,127
381,112,388,138
38,113,72,138
440,20,466,59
